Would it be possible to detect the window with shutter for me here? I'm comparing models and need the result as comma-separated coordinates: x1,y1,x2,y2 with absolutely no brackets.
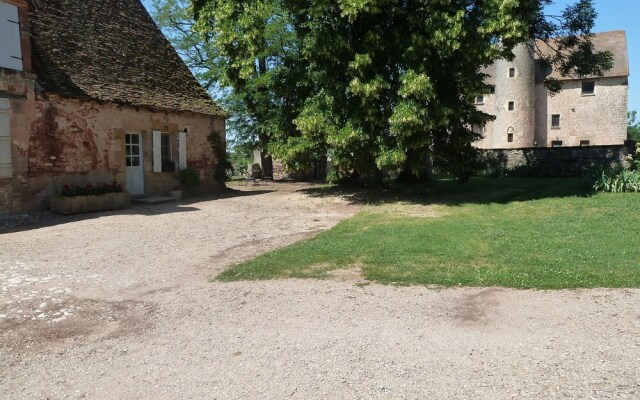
0,98,11,178
0,2,23,71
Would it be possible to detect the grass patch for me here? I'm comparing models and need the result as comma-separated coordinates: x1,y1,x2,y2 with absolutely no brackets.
217,178,640,289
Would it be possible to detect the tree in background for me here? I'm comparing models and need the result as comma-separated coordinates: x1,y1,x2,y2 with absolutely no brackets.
629,111,640,141
149,0,273,174
189,0,611,184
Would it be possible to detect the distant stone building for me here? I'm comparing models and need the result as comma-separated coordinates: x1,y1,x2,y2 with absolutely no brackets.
474,31,629,149
0,0,227,212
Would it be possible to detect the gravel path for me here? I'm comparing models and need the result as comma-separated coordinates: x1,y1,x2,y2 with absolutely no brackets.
1,183,639,399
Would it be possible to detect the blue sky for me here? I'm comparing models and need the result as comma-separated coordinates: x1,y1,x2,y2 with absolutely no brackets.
144,0,637,112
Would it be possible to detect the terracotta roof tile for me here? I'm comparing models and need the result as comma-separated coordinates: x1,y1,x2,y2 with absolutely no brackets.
29,0,226,116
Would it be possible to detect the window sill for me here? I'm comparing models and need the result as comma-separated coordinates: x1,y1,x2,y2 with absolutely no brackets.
550,127,561,130
581,93,596,97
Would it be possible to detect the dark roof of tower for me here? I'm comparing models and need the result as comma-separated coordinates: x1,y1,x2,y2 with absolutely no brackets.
28,0,226,116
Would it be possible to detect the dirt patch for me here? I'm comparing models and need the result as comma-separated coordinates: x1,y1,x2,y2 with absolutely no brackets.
0,295,156,351
371,202,448,218
453,287,505,325
327,265,367,283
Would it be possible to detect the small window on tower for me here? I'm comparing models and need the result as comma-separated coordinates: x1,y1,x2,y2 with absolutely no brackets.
582,81,595,96
551,114,561,128
474,95,484,105
580,140,590,146
507,133,514,143
551,140,563,147
508,101,515,111
509,68,516,78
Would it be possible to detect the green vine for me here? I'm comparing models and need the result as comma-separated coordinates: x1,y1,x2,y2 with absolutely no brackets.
208,129,229,183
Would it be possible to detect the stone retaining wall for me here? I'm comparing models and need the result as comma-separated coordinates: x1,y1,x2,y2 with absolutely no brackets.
479,141,636,177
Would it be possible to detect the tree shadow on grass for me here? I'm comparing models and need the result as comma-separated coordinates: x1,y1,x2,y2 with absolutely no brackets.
298,177,592,207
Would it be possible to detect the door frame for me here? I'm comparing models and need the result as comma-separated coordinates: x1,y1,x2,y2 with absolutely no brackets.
125,131,145,195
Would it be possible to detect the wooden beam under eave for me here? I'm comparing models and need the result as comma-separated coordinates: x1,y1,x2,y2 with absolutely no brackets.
1,0,28,8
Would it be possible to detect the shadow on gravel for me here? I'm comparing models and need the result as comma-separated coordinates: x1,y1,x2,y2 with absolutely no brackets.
298,177,591,208
0,188,274,234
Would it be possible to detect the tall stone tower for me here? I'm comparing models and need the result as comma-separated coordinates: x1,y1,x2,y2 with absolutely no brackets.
493,42,536,148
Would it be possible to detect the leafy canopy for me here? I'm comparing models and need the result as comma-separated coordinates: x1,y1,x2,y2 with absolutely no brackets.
191,0,612,183
629,111,640,142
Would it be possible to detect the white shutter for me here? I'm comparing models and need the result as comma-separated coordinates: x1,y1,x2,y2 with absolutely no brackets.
0,100,11,177
178,131,187,170
0,3,23,71
152,130,162,172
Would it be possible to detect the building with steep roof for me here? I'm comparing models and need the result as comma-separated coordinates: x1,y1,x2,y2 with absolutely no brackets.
474,31,629,149
0,0,226,212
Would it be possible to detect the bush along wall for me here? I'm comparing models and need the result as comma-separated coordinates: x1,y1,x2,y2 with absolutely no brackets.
208,129,230,184
590,143,640,193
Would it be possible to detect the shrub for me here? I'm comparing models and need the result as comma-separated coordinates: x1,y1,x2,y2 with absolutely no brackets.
590,166,640,193
208,130,230,183
61,182,123,197
178,167,201,189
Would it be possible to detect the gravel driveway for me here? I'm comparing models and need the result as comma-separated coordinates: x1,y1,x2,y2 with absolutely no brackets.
1,183,639,399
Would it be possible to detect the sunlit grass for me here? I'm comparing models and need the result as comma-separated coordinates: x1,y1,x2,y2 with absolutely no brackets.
217,178,640,289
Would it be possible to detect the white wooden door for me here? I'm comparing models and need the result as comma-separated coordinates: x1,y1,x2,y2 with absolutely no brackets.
125,133,144,195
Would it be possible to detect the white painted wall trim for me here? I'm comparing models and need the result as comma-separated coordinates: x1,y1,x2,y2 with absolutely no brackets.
152,130,162,172
178,131,187,170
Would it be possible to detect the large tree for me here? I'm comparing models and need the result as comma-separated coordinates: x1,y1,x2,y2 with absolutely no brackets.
149,0,291,171
192,0,612,184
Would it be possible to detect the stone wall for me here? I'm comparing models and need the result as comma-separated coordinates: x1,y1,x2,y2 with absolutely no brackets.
0,2,226,213
0,87,226,212
475,62,628,150
492,42,536,149
534,77,628,147
479,142,635,177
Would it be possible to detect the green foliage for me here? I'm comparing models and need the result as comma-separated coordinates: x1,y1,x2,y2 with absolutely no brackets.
628,111,640,141
178,167,201,189
149,0,261,156
590,144,640,193
208,130,230,183
228,142,253,176
191,0,612,184
217,178,640,289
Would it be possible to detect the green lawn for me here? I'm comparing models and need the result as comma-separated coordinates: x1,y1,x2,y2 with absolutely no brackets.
218,178,640,289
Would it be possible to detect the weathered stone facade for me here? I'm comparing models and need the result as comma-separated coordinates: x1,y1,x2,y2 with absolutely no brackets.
0,78,225,212
475,31,629,150
0,0,227,212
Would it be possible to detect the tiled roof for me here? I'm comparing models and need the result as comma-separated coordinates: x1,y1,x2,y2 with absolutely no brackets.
536,30,629,81
482,31,629,85
29,0,226,116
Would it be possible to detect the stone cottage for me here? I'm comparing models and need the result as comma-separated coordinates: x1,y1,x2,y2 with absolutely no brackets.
474,31,629,149
0,0,227,212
